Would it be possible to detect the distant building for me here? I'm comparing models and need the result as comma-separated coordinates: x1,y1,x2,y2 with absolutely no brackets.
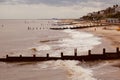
87,13,92,16
99,10,105,15
106,18,120,23
115,6,120,12
92,12,98,15
100,19,107,24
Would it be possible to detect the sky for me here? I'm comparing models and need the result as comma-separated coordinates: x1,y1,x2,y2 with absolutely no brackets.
0,0,120,19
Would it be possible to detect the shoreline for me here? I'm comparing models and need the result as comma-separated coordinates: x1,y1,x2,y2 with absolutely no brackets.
79,25,120,80
79,25,120,54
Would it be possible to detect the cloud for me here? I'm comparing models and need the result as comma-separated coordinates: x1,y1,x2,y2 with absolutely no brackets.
0,0,119,19
0,0,119,6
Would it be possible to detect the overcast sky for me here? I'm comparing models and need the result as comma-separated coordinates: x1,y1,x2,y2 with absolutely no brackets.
0,0,119,19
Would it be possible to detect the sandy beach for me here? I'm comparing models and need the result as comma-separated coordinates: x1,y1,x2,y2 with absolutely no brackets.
79,24,120,80
82,25,120,47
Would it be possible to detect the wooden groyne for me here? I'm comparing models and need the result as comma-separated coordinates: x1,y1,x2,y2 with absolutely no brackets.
50,24,108,30
0,48,120,62
27,24,108,30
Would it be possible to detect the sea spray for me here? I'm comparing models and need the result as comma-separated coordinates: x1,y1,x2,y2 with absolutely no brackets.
38,60,97,80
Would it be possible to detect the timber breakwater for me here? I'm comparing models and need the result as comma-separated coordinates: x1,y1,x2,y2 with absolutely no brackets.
50,24,107,30
0,47,120,62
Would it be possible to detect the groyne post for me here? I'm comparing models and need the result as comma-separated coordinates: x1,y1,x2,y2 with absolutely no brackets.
88,50,91,56
61,52,63,58
20,55,22,58
47,54,49,58
33,54,36,57
116,47,120,56
74,48,77,56
116,47,119,53
103,48,106,55
28,26,30,30
6,55,8,58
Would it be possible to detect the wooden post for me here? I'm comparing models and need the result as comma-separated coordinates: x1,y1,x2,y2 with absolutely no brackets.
6,55,8,58
28,26,30,30
33,54,36,57
103,48,106,54
74,48,77,56
47,54,49,58
116,47,119,53
88,50,91,55
20,55,22,57
61,52,63,58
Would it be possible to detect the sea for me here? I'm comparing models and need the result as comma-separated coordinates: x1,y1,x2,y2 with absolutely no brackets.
0,19,120,80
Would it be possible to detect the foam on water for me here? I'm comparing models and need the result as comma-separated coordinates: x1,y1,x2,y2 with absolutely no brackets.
38,60,97,80
60,29,101,48
35,29,101,80
54,29,101,55
32,29,101,56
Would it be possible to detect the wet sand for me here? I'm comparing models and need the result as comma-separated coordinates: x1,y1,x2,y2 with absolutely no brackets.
81,25,120,48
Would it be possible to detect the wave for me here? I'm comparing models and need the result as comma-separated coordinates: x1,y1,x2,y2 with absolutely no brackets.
57,29,101,52
31,29,101,56
37,60,97,80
